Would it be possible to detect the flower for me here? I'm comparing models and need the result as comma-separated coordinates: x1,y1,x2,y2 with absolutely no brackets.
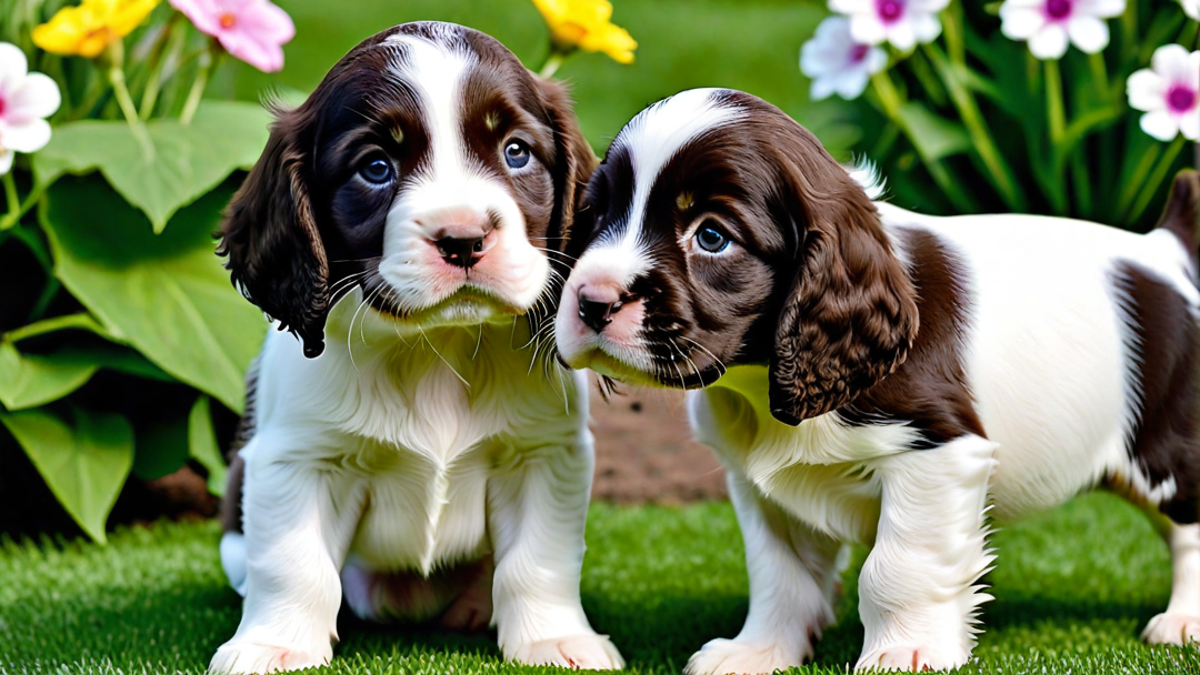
531,0,637,64
999,0,1125,60
0,43,62,175
1127,44,1199,142
827,0,950,51
801,17,888,101
169,0,295,73
1183,0,1199,21
32,0,160,58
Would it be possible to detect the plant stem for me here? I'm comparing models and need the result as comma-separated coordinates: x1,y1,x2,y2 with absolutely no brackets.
1087,52,1108,103
1125,136,1187,224
106,42,154,161
538,51,566,79
923,43,1024,211
180,46,216,126
138,16,179,120
1044,59,1065,145
2,312,103,344
2,172,19,221
0,180,48,231
1115,143,1161,218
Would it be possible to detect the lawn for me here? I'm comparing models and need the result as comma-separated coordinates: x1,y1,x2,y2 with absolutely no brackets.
2,493,1199,674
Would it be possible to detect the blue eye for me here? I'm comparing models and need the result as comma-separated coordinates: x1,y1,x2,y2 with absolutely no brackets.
504,141,530,169
696,223,730,253
359,157,393,184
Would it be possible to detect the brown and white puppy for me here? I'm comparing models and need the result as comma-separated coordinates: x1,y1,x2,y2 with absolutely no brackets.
210,22,623,674
556,88,1200,673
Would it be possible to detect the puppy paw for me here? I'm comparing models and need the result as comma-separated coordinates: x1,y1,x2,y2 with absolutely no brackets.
208,640,331,674
439,584,492,632
855,644,968,672
683,637,807,675
1142,613,1200,646
512,633,625,670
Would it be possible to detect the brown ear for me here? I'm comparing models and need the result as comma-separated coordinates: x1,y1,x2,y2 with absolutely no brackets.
535,76,598,252
217,107,330,358
767,133,918,426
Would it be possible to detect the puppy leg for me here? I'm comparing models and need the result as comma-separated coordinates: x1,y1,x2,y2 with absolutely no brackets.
1142,521,1200,645
856,435,997,672
488,429,624,670
685,469,842,675
209,436,363,674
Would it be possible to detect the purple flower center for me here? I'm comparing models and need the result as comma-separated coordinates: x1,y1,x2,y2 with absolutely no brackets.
876,0,904,24
1167,85,1197,114
849,44,870,64
0,97,6,118
1045,0,1072,21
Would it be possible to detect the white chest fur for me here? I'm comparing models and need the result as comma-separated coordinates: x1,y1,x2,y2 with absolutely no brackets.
244,295,583,575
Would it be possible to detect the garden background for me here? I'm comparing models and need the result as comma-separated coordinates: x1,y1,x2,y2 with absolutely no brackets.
1,0,1199,673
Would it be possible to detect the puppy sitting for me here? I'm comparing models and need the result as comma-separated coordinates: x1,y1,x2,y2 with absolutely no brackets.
555,87,1200,673
210,22,623,674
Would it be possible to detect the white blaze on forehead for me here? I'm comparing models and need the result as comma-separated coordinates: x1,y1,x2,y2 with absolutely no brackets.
585,88,748,288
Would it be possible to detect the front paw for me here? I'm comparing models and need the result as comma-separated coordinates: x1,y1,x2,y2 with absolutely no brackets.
1143,613,1200,646
512,633,625,670
855,644,969,672
684,637,808,675
208,640,332,674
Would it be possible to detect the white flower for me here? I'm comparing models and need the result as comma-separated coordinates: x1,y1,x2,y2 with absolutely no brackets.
1183,0,1199,21
0,42,60,175
999,0,1125,60
828,0,950,52
801,17,888,101
1127,44,1199,142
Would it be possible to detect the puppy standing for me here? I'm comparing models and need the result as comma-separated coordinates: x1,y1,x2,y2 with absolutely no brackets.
556,88,1200,673
210,22,623,674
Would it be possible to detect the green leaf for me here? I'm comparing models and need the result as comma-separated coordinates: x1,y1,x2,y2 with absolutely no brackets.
32,101,271,233
0,341,98,410
188,396,227,497
0,406,134,543
40,175,267,413
896,102,972,161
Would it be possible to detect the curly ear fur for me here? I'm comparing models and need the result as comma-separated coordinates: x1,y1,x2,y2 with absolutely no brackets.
217,106,330,358
535,76,598,253
767,125,918,426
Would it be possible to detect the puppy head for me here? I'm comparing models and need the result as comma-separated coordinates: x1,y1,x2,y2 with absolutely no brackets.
219,21,595,357
556,88,917,425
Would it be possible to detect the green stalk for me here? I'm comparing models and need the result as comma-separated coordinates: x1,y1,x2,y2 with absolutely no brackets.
180,43,220,125
105,42,154,160
1044,59,1065,145
2,313,99,344
2,172,18,220
138,15,180,119
1120,0,1137,64
0,180,48,231
538,50,567,79
1114,143,1161,218
1087,52,1108,103
1125,136,1187,224
923,43,1024,211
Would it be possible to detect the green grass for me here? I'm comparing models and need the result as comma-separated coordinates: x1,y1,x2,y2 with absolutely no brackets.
2,493,1199,674
212,0,861,158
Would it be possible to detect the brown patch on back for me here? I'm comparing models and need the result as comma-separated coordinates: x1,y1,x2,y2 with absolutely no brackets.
219,357,259,534
1155,170,1200,266
1115,261,1200,524
841,228,985,448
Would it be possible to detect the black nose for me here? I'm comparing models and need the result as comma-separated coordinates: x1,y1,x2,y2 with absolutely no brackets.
436,237,485,269
578,292,628,334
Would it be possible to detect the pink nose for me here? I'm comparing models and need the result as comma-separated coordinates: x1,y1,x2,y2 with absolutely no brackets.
416,207,496,269
577,284,628,334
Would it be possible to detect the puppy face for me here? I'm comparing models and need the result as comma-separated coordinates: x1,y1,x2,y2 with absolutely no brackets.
556,89,918,425
220,22,594,356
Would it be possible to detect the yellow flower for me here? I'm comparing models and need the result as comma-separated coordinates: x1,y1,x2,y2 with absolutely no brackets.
531,0,637,65
32,0,159,58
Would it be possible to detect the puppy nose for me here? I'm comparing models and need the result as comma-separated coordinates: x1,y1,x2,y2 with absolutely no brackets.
577,285,627,333
436,236,486,269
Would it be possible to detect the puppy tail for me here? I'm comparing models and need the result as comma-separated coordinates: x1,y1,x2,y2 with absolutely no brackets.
1155,170,1200,266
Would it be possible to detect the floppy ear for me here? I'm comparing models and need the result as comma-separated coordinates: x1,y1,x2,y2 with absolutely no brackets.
535,76,598,252
767,135,918,426
217,108,331,358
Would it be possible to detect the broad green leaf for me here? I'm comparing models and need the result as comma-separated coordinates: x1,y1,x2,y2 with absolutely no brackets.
896,102,972,161
0,341,97,410
0,406,134,542
188,396,227,497
40,175,267,413
32,101,271,233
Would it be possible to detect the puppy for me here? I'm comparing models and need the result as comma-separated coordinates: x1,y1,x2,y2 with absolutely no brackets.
210,22,624,674
555,87,1200,673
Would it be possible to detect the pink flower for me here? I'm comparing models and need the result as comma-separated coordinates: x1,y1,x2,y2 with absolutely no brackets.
1127,44,1200,142
170,0,295,73
0,42,61,175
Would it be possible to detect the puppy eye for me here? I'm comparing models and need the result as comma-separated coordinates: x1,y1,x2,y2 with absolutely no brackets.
695,223,731,253
504,140,531,169
359,156,394,185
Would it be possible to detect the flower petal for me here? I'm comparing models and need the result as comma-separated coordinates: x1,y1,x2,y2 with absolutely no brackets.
886,19,916,51
6,72,61,123
849,12,887,45
1079,0,1126,18
0,149,12,176
1184,0,1200,22
829,0,872,14
1029,24,1069,59
0,43,30,98
811,76,838,101
2,118,52,153
1180,108,1199,141
1140,109,1180,141
1127,68,1166,111
864,46,888,74
237,0,296,44
1000,7,1044,40
1066,15,1109,54
1151,44,1192,82
218,30,284,73
911,11,943,44
834,68,870,99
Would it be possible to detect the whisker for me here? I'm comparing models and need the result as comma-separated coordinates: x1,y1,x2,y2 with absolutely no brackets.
420,325,470,389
